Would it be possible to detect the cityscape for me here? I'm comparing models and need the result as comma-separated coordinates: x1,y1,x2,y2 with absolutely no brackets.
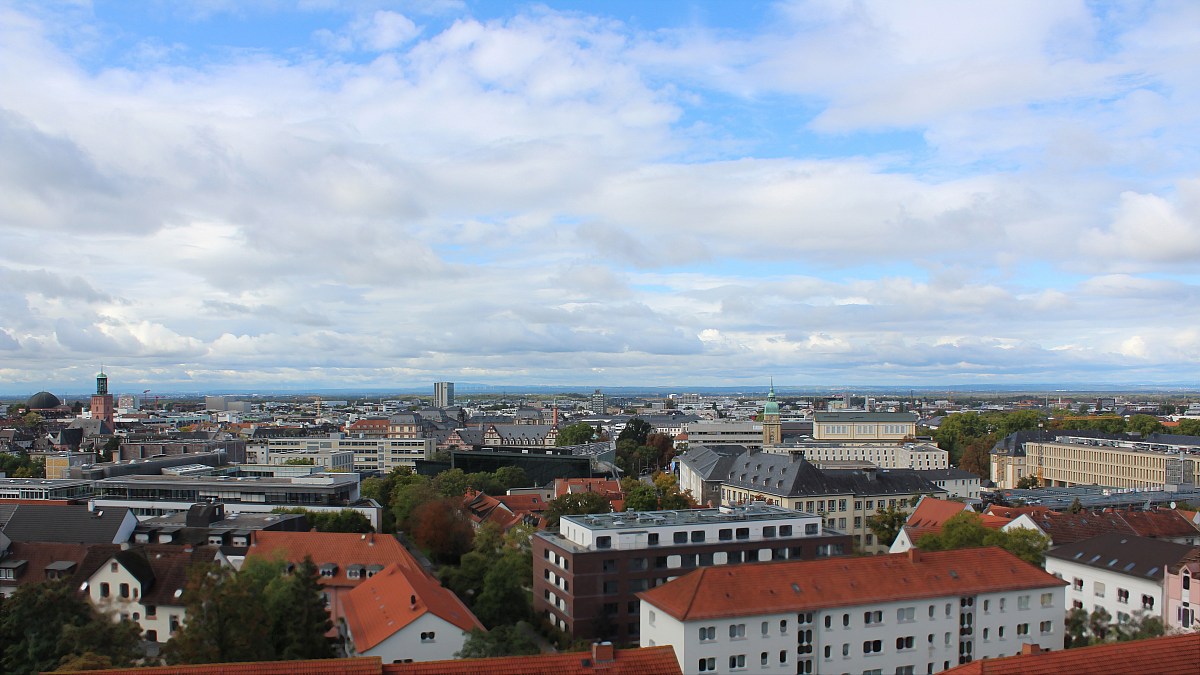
3,1,1200,675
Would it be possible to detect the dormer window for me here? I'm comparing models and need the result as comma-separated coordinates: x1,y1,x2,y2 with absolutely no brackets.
319,563,338,578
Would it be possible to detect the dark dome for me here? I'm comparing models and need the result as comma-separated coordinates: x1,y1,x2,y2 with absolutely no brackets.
27,391,62,409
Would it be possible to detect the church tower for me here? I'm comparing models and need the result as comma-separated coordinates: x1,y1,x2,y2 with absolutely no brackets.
90,369,114,432
762,381,782,447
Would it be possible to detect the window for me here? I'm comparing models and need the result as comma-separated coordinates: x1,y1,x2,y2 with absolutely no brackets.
1094,582,1105,598
1073,600,1083,609
839,499,847,511
1142,594,1155,610
998,598,1006,612
420,631,436,642
843,613,850,627
842,643,850,657
779,525,793,536
596,536,611,549
823,645,831,659
602,581,618,595
896,636,914,650
761,621,770,636
864,610,883,625
946,603,953,617
691,530,705,543
779,650,787,664
805,523,819,535
698,658,716,672
928,605,935,619
602,559,617,572
1040,620,1053,634
797,612,813,624
780,619,788,633
897,607,915,622
863,640,883,654
824,615,832,629
648,533,659,546
100,583,110,598
728,654,746,670
648,611,656,626
729,623,746,639
674,532,687,544
761,652,769,667
1018,595,1030,610
145,605,156,617
169,616,181,634
1017,623,1030,636
1041,592,1054,608
698,626,716,642
719,528,733,541
1117,588,1129,604
146,630,157,642
998,626,1006,639
1183,574,1191,590
854,516,862,528
1073,578,1083,591
110,562,118,572
629,558,648,571
763,526,777,538
983,627,989,640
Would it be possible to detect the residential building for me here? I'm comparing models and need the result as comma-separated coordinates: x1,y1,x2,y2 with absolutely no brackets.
940,631,1199,675
533,503,852,644
890,497,1012,554
591,389,607,414
346,417,390,438
0,540,90,597
0,503,137,544
434,382,454,408
997,506,1200,547
1022,433,1200,489
80,543,223,643
383,643,683,675
780,442,949,470
1045,533,1198,626
678,445,746,507
462,489,547,531
639,547,1067,675
719,449,946,553
1165,548,1199,631
341,562,483,663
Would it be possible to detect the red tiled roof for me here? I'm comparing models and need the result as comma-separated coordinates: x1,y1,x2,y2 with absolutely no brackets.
0,541,90,591
342,563,483,652
45,656,384,675
940,633,1200,675
1109,508,1200,539
247,531,417,588
639,547,1066,622
380,646,682,675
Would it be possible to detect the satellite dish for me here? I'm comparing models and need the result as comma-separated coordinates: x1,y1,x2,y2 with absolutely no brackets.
1170,501,1177,510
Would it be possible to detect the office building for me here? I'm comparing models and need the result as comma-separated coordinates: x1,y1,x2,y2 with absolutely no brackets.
434,382,454,408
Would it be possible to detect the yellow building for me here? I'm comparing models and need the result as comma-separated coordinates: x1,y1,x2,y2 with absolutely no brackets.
1024,436,1200,489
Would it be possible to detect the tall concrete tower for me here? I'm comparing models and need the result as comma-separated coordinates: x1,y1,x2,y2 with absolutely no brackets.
90,369,114,431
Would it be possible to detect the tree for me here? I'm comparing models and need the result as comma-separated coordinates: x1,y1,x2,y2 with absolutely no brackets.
645,432,676,468
411,498,474,565
0,580,141,674
623,483,659,512
1065,607,1089,648
866,505,909,548
1087,607,1112,642
493,466,530,491
433,469,470,498
994,527,1050,567
1177,419,1200,436
1015,475,1040,490
391,474,438,532
283,457,315,465
456,625,540,658
543,490,611,528
556,422,596,446
617,418,653,447
958,439,991,479
1126,414,1164,436
916,512,1050,567
102,436,122,456
472,549,531,627
272,507,373,533
1069,497,1084,514
934,412,991,466
266,558,334,660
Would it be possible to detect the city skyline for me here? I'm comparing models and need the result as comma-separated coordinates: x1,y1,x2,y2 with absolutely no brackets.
2,1,1198,391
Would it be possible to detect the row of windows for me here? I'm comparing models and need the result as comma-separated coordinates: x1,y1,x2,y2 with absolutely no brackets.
1071,579,1155,608
697,651,789,672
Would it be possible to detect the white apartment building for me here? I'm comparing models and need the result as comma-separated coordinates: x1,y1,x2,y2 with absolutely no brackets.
1045,533,1198,627
640,547,1066,675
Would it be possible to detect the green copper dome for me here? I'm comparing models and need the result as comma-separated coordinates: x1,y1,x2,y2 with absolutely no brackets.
763,386,780,416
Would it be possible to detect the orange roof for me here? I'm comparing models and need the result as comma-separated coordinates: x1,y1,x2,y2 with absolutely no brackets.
639,547,1066,622
941,633,1200,675
45,657,383,675
247,531,418,588
380,645,682,675
342,562,483,652
902,498,1010,542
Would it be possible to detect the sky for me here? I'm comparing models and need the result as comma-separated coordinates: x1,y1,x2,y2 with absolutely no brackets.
1,0,1199,395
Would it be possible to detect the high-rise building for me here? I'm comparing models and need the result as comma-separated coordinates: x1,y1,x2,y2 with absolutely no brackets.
90,370,114,431
591,389,607,414
433,381,455,408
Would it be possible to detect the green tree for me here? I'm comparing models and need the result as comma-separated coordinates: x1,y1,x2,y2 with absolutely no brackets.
623,483,659,512
1069,497,1084,514
916,512,1050,567
472,549,531,628
556,422,596,446
272,507,373,533
934,412,990,465
456,625,540,658
283,457,315,465
493,465,529,491
1065,607,1089,648
433,469,470,498
618,418,653,447
1015,475,1040,490
867,505,910,548
266,558,334,660
1126,414,1164,436
0,580,141,674
1177,419,1200,436
544,490,611,528
391,474,438,532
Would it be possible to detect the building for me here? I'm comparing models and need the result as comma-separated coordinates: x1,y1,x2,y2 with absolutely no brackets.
0,477,93,501
940,631,1199,675
532,503,852,644
762,386,782,447
133,502,309,547
812,411,918,441
639,547,1067,675
591,389,607,414
341,562,483,663
0,503,137,544
1021,433,1200,489
683,422,765,449
79,543,223,643
915,469,982,501
264,435,432,473
890,498,1013,554
89,370,115,432
89,472,381,529
782,441,949,470
434,382,454,408
678,445,746,507
1045,533,1198,626
1165,548,1199,631
719,449,947,553
43,451,99,479
995,506,1200,547
0,540,90,597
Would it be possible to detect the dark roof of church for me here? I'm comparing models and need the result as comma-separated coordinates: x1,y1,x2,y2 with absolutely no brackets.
26,391,62,409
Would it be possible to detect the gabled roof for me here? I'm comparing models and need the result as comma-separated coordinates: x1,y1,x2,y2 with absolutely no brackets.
342,563,483,652
901,498,1010,544
380,646,683,675
679,445,747,482
724,449,944,498
247,531,416,588
44,657,384,675
1108,508,1200,539
639,547,1065,622
1044,533,1197,581
994,508,1198,546
940,633,1200,675
0,541,90,590
0,504,133,544
77,544,222,606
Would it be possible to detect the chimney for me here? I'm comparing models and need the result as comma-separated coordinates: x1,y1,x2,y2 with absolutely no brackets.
907,547,921,564
1021,643,1044,656
592,641,615,663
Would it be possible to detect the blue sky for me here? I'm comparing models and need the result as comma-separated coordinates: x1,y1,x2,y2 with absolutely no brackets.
1,0,1198,394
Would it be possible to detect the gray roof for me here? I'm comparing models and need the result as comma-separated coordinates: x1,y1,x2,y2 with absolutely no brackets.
680,445,748,482
1046,533,1198,581
724,449,945,498
813,411,918,423
0,504,133,544
914,468,981,481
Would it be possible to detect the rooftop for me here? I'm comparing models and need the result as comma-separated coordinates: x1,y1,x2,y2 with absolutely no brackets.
561,503,818,531
1045,533,1198,580
381,645,683,675
940,633,1200,675
342,562,483,652
639,547,1066,622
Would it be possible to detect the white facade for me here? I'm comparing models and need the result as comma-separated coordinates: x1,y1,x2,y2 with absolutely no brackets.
265,436,432,472
557,506,826,553
347,612,470,664
776,443,949,470
84,556,189,643
642,588,1065,675
1047,558,1163,625
685,422,765,448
